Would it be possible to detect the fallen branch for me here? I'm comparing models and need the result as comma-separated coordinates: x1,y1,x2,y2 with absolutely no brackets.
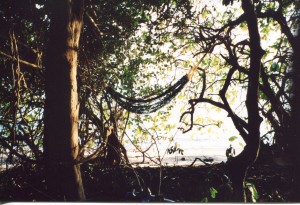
189,157,213,167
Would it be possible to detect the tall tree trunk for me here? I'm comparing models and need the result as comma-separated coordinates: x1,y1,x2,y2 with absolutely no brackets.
44,0,85,201
227,0,264,201
289,23,300,202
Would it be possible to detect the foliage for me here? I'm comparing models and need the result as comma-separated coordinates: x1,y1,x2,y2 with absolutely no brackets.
0,0,299,202
244,181,259,202
200,167,233,202
209,187,218,199
228,136,238,142
0,0,193,167
167,144,184,155
170,0,300,159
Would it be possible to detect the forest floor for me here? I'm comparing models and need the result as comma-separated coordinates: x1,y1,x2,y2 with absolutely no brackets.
0,160,294,202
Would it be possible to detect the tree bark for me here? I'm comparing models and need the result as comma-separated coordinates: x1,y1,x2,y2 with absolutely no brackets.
44,0,85,201
227,0,264,201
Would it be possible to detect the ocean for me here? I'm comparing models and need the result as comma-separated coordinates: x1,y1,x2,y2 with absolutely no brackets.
126,137,243,167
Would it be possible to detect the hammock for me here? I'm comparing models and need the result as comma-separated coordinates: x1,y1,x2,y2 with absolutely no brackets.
106,75,188,114
106,53,207,114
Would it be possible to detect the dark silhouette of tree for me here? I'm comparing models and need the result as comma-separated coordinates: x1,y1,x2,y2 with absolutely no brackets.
225,0,264,201
177,0,298,201
288,21,300,201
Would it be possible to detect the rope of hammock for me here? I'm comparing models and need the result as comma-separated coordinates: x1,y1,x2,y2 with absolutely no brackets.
106,50,211,114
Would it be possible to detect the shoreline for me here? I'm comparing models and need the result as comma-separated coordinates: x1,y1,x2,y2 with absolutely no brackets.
127,154,227,167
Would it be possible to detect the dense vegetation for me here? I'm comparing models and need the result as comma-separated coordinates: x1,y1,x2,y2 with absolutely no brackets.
0,0,299,202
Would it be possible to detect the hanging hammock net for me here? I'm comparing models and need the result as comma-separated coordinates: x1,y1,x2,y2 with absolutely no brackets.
106,74,188,114
106,53,206,114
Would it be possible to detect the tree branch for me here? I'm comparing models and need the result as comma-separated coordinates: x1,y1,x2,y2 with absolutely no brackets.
257,9,296,51
0,50,42,69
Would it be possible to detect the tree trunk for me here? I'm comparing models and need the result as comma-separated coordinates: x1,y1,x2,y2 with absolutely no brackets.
227,0,264,201
289,23,300,202
44,0,85,201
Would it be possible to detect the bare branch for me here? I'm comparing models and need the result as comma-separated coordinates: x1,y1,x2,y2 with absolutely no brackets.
0,50,42,69
85,12,104,47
